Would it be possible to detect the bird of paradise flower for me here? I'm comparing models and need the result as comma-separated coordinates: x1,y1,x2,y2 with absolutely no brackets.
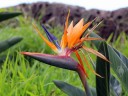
21,11,109,96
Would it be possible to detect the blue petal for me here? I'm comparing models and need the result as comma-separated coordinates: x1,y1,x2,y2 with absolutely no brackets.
42,24,61,49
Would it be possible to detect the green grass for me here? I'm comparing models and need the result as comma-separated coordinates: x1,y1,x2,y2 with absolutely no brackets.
0,53,84,96
0,15,128,96
0,16,96,96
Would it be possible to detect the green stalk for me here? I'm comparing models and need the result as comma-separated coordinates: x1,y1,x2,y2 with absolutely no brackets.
77,68,92,96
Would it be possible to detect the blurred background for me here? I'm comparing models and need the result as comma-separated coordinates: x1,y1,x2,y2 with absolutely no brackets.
0,0,128,10
1,0,128,40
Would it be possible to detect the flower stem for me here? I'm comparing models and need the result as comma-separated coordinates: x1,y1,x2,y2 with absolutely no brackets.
77,69,92,96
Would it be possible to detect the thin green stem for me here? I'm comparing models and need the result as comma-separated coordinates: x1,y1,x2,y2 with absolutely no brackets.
77,68,92,96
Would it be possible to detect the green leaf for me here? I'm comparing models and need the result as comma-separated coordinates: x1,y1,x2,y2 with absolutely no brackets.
90,86,97,96
110,75,122,96
90,33,126,93
107,44,128,91
96,42,110,96
0,12,22,22
0,37,23,53
0,55,12,64
53,80,86,96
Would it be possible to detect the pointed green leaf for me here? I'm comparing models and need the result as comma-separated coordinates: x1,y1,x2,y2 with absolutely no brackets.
54,80,97,96
110,75,122,96
107,44,128,91
0,12,22,22
90,32,126,92
0,37,23,53
0,55,13,64
96,42,110,96
54,80,86,96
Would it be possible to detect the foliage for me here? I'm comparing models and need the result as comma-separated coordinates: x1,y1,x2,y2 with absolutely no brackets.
0,12,22,63
96,42,110,96
0,37,22,53
0,12,22,22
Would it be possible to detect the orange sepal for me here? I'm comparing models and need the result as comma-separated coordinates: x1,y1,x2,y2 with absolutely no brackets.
75,50,84,66
32,23,58,52
75,50,89,78
68,19,84,48
77,64,89,79
60,10,70,49
83,46,109,62
81,50,103,78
